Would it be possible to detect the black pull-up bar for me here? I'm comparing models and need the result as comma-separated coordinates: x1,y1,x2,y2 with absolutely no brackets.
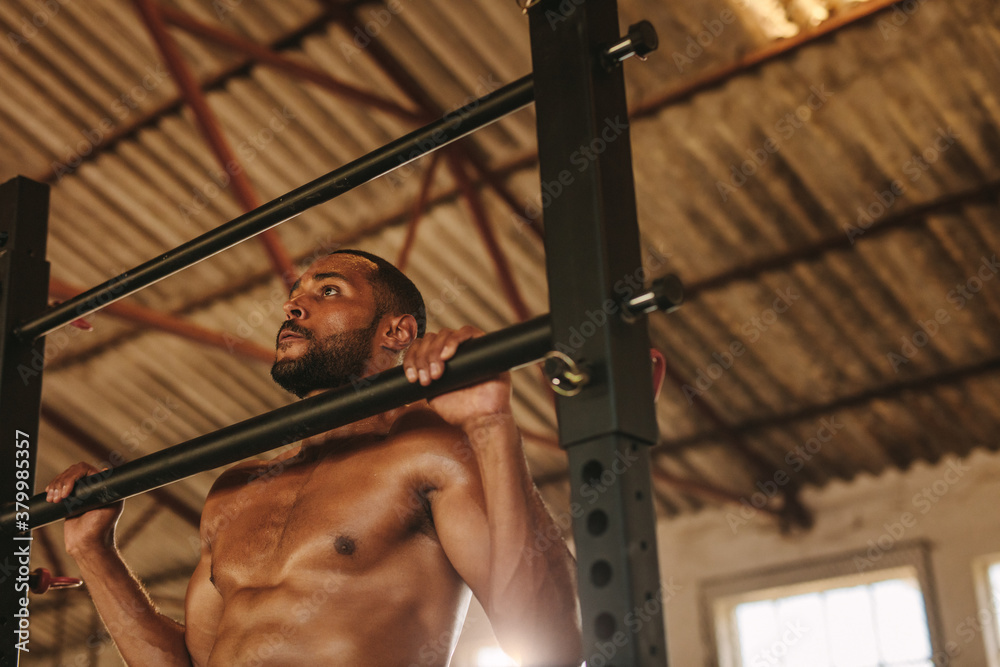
0,315,552,531
15,76,534,342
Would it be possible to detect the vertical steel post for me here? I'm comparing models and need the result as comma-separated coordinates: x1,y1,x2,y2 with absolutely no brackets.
527,2,668,665
0,177,50,667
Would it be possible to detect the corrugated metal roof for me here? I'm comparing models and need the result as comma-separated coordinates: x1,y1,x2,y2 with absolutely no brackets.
2,0,999,662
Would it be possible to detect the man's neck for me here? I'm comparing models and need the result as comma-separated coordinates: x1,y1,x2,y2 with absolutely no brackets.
298,352,409,442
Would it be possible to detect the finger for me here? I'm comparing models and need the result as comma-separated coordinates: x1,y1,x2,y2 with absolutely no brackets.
417,332,447,385
57,476,76,501
410,330,452,385
403,331,440,383
423,328,483,382
403,344,419,382
45,469,74,501
439,326,482,360
47,478,70,503
424,332,458,381
47,463,98,502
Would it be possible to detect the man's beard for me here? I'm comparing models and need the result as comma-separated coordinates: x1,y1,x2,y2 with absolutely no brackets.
270,316,380,398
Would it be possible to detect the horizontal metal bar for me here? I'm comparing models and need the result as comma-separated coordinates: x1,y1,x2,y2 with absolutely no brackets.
1,315,552,531
15,76,535,342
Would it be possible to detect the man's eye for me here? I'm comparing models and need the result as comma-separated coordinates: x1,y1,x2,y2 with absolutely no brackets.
322,285,339,296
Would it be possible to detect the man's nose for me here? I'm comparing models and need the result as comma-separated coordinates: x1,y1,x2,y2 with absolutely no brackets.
282,297,306,320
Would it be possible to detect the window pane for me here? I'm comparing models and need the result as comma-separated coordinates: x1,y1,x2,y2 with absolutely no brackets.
990,563,1000,612
871,579,931,662
825,586,878,666
736,600,781,664
775,593,828,667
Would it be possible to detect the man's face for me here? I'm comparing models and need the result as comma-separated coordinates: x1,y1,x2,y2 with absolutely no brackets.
270,255,382,398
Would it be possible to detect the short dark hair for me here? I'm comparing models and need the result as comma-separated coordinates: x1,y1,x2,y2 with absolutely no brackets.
329,249,426,337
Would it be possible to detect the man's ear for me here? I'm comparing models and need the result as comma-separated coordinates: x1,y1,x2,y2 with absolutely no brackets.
381,313,418,352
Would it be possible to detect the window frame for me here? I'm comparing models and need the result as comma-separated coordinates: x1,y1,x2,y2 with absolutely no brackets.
700,541,945,667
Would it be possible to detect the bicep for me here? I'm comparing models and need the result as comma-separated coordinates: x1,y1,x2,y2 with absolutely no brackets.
431,472,494,607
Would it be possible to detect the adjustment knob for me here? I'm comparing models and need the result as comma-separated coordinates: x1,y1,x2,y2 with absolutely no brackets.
622,275,684,322
602,20,659,67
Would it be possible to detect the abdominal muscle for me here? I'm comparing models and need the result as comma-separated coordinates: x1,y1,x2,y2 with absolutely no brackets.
206,563,471,667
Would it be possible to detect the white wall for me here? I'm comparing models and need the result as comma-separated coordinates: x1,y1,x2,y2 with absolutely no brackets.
657,448,1000,666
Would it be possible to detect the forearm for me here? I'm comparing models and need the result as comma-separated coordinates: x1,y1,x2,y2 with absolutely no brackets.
465,413,582,664
69,543,190,666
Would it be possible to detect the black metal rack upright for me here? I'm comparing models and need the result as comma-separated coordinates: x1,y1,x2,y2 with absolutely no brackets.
529,1,668,663
0,177,51,667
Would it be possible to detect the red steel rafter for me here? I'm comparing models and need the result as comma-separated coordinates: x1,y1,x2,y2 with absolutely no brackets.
48,278,274,364
396,153,442,271
328,2,545,242
325,1,533,321
133,0,297,288
35,12,341,184
157,4,424,123
448,155,531,322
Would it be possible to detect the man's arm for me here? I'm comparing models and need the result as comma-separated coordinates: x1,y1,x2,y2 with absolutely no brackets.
45,462,200,666
404,328,583,666
434,412,582,665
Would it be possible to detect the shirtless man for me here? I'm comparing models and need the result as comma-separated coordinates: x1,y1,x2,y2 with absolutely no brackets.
45,250,582,666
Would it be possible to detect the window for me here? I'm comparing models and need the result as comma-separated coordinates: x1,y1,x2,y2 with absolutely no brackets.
973,553,1000,667
703,543,943,667
718,568,932,666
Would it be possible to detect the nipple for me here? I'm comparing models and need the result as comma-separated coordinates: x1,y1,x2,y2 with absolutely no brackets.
334,535,356,556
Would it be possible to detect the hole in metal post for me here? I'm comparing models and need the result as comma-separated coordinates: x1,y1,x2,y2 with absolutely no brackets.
587,510,608,536
590,560,612,587
0,232,8,247
594,612,616,640
582,460,603,486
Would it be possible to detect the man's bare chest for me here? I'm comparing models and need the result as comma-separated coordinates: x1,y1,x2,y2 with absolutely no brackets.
204,447,436,591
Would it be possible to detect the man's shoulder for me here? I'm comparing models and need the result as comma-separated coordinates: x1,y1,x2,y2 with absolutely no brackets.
389,405,449,431
379,407,479,480
205,459,270,501
388,406,466,450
